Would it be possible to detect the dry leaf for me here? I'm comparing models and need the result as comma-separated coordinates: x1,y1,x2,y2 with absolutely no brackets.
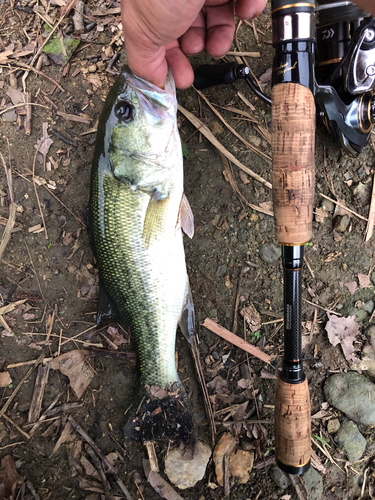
212,433,237,487
240,304,261,332
342,281,358,295
0,455,19,499
34,123,53,168
0,372,12,387
80,455,101,481
49,349,94,398
357,273,371,289
229,449,254,484
259,201,273,211
315,207,329,223
325,313,361,363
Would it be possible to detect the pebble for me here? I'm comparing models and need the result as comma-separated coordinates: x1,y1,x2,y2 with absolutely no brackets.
333,215,350,233
1,103,17,122
164,440,212,489
269,465,290,490
321,198,334,212
259,242,281,264
362,300,374,314
303,466,323,500
327,418,340,434
353,182,371,206
324,372,375,425
347,307,368,323
334,419,366,462
88,64,97,73
216,264,227,278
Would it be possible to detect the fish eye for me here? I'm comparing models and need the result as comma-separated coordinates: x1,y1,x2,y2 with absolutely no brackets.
114,101,134,122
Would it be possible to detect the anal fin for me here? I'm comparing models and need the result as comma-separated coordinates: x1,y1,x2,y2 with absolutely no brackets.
178,284,195,343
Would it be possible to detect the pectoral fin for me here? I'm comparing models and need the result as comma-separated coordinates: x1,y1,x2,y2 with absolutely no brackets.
178,284,195,343
179,193,194,239
143,195,169,246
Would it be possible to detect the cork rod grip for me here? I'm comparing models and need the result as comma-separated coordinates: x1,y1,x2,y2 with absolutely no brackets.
275,378,311,471
272,83,315,245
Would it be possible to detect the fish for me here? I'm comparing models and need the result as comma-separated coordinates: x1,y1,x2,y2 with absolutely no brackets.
89,66,196,446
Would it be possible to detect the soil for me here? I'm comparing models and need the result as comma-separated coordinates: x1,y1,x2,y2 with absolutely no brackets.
0,1,375,500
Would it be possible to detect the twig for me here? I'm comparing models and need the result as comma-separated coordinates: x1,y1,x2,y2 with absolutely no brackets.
0,354,44,418
319,193,368,221
1,413,31,439
24,92,32,135
302,298,342,316
304,255,315,278
0,152,17,262
32,145,48,240
226,50,260,57
365,171,375,242
67,415,133,500
178,104,272,189
289,474,308,500
202,318,271,365
0,102,49,117
232,267,244,333
194,88,271,164
27,364,50,424
191,337,216,445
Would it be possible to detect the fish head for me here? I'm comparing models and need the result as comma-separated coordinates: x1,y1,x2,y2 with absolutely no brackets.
106,66,180,194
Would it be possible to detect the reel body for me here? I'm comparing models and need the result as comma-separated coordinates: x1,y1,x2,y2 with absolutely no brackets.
315,0,375,153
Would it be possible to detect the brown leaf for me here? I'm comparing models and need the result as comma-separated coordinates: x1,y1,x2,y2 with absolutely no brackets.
342,281,357,295
315,207,329,223
49,349,94,398
207,375,230,395
0,372,12,388
229,449,254,484
213,433,237,487
0,455,19,500
325,313,361,363
240,304,261,332
357,273,371,289
34,123,53,163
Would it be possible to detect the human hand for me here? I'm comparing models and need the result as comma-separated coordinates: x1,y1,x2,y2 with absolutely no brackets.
121,0,268,89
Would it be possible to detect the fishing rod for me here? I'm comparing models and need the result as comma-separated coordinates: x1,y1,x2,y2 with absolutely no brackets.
193,0,375,475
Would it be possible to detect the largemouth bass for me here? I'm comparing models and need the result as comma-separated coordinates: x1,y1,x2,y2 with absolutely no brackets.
89,67,195,445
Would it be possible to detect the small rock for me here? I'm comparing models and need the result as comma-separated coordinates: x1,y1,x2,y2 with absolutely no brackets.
88,64,97,73
303,466,323,500
347,307,368,323
362,300,374,314
334,419,366,462
353,182,371,206
259,242,281,264
216,264,227,278
1,103,17,122
248,135,261,147
333,215,350,233
321,198,335,212
327,418,340,434
324,372,375,425
269,465,291,490
165,440,211,489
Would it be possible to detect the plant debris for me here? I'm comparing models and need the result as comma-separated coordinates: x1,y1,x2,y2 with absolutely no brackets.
325,313,361,363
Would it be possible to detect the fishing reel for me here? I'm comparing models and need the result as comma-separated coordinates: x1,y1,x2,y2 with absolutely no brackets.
193,0,375,155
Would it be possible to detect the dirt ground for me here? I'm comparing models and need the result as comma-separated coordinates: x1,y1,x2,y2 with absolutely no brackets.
1,1,375,499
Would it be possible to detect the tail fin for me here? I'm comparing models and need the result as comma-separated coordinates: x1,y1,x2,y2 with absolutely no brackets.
124,382,196,447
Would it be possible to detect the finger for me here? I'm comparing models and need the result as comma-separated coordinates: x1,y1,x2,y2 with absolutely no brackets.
179,11,206,55
235,0,268,19
165,45,195,89
125,42,168,88
205,1,236,58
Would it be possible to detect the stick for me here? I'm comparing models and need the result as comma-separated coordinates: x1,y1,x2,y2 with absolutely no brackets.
178,104,272,188
27,364,50,423
202,318,271,365
67,415,133,500
365,171,375,242
0,153,17,262
1,413,31,439
0,354,44,418
24,92,32,135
